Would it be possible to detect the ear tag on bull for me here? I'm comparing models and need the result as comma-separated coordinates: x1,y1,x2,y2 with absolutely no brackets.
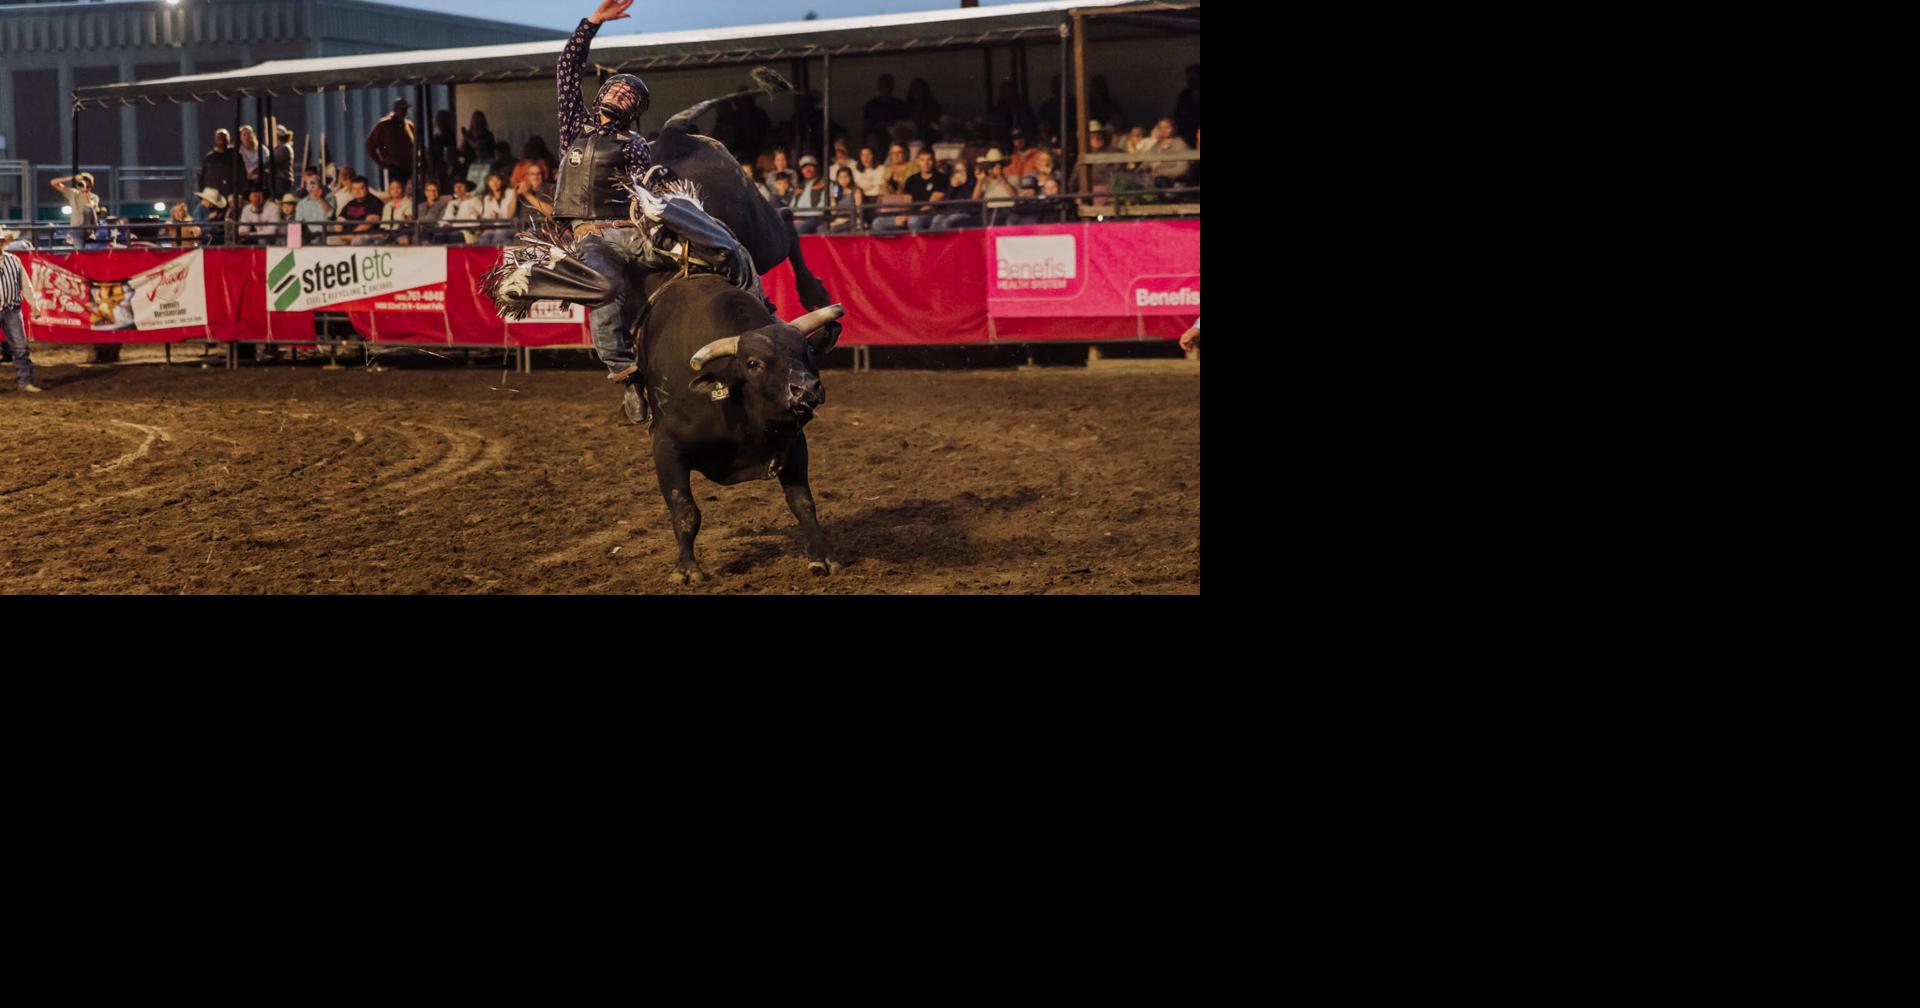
709,384,731,401
569,148,584,167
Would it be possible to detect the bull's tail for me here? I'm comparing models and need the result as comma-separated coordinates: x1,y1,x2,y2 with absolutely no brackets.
659,66,794,134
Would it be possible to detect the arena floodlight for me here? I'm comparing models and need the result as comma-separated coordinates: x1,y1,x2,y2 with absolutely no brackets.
61,207,72,216
154,202,167,211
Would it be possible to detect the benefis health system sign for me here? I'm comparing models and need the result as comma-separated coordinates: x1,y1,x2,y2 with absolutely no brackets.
986,222,1199,319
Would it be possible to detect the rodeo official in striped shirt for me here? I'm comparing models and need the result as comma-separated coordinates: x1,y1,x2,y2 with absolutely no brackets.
0,237,43,393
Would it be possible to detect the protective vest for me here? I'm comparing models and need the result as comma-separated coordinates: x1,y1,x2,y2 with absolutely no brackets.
554,126,635,221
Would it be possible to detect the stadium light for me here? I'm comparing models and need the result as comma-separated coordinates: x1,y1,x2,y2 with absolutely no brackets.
61,206,72,215
166,0,182,6
154,202,166,211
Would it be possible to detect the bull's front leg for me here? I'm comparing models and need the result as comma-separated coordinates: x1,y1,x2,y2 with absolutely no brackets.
778,436,842,576
653,439,709,584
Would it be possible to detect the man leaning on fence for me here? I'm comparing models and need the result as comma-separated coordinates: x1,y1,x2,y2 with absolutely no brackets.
0,240,43,394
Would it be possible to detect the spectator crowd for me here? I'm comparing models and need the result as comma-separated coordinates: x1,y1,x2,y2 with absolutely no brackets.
52,62,1196,249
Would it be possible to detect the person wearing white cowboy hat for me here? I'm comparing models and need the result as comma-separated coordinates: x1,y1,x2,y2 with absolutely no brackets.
195,187,231,246
975,148,1018,199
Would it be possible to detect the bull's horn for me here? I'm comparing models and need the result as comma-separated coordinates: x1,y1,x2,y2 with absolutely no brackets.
787,304,846,335
689,337,741,370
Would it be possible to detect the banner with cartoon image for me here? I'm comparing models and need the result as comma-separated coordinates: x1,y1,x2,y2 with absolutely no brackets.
128,250,209,330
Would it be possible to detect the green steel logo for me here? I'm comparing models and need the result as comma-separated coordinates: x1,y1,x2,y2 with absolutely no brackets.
269,251,301,310
268,249,395,310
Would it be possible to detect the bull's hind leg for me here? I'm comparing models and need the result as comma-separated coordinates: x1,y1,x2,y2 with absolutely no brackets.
654,442,710,584
778,436,842,576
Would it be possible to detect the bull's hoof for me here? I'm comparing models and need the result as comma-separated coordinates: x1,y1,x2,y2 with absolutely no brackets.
669,565,710,585
808,559,844,577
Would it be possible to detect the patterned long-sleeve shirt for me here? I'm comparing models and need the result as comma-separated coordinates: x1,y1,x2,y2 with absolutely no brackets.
558,18,652,174
0,252,24,312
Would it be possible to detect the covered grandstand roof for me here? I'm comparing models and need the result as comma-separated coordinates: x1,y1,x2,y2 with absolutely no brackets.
71,0,1199,109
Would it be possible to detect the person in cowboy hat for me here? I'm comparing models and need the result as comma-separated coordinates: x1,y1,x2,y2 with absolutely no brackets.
278,191,301,241
972,148,1018,226
49,172,102,247
195,187,230,246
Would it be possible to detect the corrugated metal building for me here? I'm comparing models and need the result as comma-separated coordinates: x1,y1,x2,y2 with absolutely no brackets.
1,0,560,217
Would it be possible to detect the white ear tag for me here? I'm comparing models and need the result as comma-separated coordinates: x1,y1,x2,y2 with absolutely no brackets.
709,384,730,401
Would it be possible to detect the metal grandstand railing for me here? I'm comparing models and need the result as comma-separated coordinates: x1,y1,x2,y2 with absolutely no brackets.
2,189,1199,250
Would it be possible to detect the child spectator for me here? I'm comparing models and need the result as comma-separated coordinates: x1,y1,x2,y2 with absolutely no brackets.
763,148,793,191
828,166,865,233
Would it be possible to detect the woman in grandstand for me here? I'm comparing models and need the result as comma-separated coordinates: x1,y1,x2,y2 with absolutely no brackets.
160,202,202,248
851,146,887,199
882,143,914,190
237,125,264,187
478,171,518,245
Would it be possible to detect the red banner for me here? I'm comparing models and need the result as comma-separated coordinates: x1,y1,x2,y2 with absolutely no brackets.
334,247,590,347
986,220,1200,320
18,224,1197,348
762,231,989,346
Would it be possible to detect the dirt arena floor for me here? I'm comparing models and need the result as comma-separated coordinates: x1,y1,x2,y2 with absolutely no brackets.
1,344,1199,594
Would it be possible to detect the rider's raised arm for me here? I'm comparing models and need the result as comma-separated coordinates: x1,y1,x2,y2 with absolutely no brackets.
556,19,598,149
560,2,635,148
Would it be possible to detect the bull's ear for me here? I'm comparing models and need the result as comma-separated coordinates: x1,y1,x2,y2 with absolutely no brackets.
808,320,842,358
688,360,739,397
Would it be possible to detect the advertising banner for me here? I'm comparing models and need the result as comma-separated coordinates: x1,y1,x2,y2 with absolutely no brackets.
985,221,1199,320
25,258,93,330
507,299,587,326
267,247,446,313
128,250,210,330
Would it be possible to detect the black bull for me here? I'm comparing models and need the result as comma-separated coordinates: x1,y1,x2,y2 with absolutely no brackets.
636,271,846,584
651,88,833,312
